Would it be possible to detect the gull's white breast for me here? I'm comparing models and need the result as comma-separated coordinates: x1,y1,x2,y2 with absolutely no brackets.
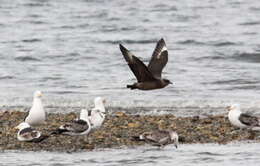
228,110,247,128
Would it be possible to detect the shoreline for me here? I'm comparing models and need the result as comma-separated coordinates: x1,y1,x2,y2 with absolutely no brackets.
0,110,259,152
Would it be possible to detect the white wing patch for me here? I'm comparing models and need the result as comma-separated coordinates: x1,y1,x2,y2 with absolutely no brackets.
129,51,134,62
157,46,167,59
161,45,167,52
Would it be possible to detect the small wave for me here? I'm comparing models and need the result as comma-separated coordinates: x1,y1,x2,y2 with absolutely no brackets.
190,55,225,61
29,21,47,25
250,7,260,11
67,52,80,57
225,85,260,91
212,41,239,47
78,23,90,29
15,56,41,62
108,17,121,21
65,85,88,89
196,152,224,156
211,79,259,85
18,48,33,52
28,14,41,18
23,2,50,7
100,25,139,32
60,25,76,29
101,39,158,45
22,39,41,43
242,32,257,35
239,21,260,26
51,91,88,95
41,77,62,81
120,27,137,31
0,76,14,80
151,5,178,12
232,52,260,63
228,1,243,5
177,40,205,45
101,27,117,32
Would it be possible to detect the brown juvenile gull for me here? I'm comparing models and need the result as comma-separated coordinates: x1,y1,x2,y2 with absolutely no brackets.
15,122,49,142
132,129,179,148
227,104,260,130
119,38,172,90
52,109,91,136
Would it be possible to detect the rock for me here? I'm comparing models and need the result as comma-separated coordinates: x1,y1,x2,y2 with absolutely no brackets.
115,112,127,117
1,110,260,151
127,123,140,128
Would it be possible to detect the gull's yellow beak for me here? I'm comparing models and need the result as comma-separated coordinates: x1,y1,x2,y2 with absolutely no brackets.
38,92,43,97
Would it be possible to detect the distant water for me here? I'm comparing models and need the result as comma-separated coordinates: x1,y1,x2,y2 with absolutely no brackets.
2,143,260,166
0,0,260,114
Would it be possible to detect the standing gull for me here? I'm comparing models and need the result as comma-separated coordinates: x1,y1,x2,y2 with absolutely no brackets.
119,38,172,90
15,122,49,142
133,129,179,148
24,91,46,125
53,109,91,136
81,97,106,130
227,104,260,130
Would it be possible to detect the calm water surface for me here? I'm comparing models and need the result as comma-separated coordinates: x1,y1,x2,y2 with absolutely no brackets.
0,0,259,112
1,143,260,166
1,0,260,165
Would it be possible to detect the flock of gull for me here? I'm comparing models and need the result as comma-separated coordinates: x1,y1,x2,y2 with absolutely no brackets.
15,90,179,148
16,91,106,141
14,39,260,149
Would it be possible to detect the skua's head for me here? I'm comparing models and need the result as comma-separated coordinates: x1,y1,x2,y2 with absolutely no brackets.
163,79,172,85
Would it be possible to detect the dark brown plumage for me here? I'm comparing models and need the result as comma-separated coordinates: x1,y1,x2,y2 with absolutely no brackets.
148,39,168,79
119,38,172,90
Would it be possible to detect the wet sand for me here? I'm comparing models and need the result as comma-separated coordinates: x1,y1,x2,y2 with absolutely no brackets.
0,110,259,152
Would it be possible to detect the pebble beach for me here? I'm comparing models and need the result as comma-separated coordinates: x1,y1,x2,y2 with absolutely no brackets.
1,110,259,152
